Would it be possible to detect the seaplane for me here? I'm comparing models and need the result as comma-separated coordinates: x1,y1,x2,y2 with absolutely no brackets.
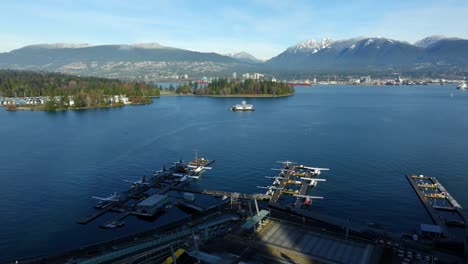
91,192,120,208
271,168,294,176
300,177,326,187
92,192,120,202
282,189,300,195
187,164,212,175
257,185,283,196
276,160,297,169
265,176,285,186
122,175,150,187
425,192,446,199
297,165,329,176
418,183,437,189
294,194,324,206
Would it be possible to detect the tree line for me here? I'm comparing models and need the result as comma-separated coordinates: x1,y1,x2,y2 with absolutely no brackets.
0,70,159,110
174,79,294,96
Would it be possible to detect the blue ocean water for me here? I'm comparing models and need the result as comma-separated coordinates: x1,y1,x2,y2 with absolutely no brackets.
0,85,467,260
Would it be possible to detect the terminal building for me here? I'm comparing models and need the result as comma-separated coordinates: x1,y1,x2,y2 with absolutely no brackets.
134,194,168,217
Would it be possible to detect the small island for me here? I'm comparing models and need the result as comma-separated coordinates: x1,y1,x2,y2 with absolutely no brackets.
175,78,295,97
0,70,160,111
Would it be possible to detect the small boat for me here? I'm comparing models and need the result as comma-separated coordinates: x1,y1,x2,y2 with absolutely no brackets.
457,82,467,90
229,101,254,111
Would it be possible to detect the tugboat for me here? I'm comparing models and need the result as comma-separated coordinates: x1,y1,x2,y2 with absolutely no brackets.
229,101,255,111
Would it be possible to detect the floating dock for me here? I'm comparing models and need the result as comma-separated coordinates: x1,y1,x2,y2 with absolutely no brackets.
406,174,467,240
78,156,215,227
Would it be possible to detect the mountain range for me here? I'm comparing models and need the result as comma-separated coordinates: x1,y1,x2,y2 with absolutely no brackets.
265,35,468,72
0,36,467,79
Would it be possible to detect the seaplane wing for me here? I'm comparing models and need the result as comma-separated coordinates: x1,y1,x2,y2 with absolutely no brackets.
187,165,212,170
122,180,150,185
276,160,297,165
256,186,282,190
293,195,324,199
271,168,293,172
301,178,326,182
302,166,329,171
91,196,118,201
172,173,190,177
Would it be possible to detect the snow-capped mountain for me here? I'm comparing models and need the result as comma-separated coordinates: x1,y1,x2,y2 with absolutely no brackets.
414,35,448,48
266,36,468,72
225,52,263,63
286,38,335,54
1,35,468,77
130,43,167,49
21,43,91,49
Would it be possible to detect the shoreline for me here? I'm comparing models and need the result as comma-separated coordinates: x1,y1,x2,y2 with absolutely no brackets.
160,93,294,98
4,101,154,112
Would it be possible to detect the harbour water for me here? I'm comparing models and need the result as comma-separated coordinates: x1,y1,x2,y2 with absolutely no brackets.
1,85,468,260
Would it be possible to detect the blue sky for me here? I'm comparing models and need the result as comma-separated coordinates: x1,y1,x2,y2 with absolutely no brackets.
1,0,468,59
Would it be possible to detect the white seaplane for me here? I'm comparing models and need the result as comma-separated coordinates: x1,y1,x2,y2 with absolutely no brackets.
265,176,285,185
92,192,121,208
257,185,283,196
294,194,324,206
300,177,326,187
296,165,329,176
92,192,120,202
122,175,150,187
187,164,212,175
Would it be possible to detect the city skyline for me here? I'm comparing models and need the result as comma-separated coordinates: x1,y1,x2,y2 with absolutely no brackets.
1,0,468,59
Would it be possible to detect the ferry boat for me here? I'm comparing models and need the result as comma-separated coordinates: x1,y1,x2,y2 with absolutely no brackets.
229,101,254,111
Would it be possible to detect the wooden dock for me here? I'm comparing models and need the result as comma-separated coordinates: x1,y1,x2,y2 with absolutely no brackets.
294,181,310,208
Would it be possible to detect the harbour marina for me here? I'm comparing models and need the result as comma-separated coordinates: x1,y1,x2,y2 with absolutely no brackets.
77,153,215,228
7,157,468,263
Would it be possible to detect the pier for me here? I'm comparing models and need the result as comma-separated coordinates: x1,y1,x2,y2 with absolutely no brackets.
406,174,467,240
77,157,213,227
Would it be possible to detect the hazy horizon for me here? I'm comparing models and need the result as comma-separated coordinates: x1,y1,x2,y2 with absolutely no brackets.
1,0,468,59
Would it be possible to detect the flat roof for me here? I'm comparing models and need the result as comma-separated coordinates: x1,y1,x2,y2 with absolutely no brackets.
420,224,442,233
137,194,167,207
